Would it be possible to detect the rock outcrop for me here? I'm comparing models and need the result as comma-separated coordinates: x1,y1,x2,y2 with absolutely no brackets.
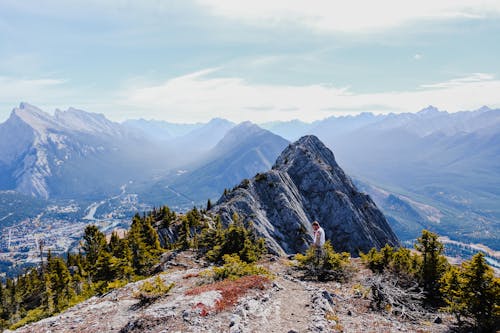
211,135,399,255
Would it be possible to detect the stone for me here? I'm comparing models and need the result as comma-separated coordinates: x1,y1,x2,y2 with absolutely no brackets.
321,290,335,306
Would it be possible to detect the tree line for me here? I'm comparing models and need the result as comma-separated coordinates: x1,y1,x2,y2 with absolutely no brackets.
0,205,265,330
0,205,497,332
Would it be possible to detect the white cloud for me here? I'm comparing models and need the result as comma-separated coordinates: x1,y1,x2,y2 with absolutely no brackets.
196,0,500,33
420,73,494,88
0,76,71,120
0,76,70,103
117,69,500,122
414,54,423,60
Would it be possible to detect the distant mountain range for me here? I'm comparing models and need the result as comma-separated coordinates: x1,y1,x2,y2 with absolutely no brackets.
260,106,500,248
0,102,499,252
142,121,289,208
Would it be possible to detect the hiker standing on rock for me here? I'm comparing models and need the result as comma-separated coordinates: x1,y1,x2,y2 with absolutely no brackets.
312,221,325,260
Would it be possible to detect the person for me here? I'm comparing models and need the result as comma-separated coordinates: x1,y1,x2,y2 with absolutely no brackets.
312,221,325,248
311,221,325,266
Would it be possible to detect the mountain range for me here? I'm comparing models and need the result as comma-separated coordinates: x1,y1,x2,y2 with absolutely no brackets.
263,106,500,249
0,103,499,259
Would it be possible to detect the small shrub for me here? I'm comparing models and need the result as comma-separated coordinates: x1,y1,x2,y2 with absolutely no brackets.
134,276,174,304
255,173,267,182
9,308,48,330
361,245,420,286
295,241,352,281
211,254,270,281
351,283,370,298
94,279,129,295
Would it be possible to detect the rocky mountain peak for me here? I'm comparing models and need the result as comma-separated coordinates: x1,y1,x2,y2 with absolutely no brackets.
54,107,122,136
11,102,60,134
417,105,442,116
274,134,339,171
212,135,399,256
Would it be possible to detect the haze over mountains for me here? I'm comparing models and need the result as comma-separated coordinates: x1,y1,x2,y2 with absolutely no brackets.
0,103,499,268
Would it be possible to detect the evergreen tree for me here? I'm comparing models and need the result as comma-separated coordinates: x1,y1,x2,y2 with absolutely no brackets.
128,216,160,276
177,216,192,250
461,252,500,330
440,265,467,325
42,274,54,315
81,225,107,277
47,256,74,311
415,230,448,304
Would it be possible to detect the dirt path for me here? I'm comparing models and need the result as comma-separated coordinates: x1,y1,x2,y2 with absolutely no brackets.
238,274,315,333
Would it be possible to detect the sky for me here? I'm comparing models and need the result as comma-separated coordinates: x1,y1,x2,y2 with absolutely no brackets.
1,0,500,123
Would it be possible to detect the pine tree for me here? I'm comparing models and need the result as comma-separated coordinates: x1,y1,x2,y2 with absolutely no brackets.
128,215,160,276
82,225,107,277
440,265,467,325
42,274,54,315
415,230,448,304
461,252,500,330
47,256,74,311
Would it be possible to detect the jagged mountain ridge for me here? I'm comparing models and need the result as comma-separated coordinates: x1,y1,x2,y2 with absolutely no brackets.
211,135,399,256
0,103,164,199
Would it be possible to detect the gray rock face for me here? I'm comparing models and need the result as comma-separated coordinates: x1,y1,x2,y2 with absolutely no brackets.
211,135,399,256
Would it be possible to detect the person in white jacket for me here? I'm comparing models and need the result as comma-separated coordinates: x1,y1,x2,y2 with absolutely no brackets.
312,220,325,264
312,220,325,248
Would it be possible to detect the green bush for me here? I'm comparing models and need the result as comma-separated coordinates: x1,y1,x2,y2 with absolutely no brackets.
361,245,420,283
134,276,174,304
295,241,351,281
9,308,48,330
211,254,270,281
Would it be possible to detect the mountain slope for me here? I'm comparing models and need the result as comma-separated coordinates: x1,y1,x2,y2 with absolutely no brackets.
144,122,289,208
211,135,399,255
0,103,169,200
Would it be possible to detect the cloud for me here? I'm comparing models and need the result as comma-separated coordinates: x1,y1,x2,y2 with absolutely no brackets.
0,76,71,119
196,0,500,33
420,73,495,88
117,69,500,122
414,54,423,60
0,76,69,101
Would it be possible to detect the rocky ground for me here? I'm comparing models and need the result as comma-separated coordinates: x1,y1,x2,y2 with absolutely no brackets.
10,252,455,333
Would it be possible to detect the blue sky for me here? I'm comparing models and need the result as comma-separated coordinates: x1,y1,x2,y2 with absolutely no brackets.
1,0,500,123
